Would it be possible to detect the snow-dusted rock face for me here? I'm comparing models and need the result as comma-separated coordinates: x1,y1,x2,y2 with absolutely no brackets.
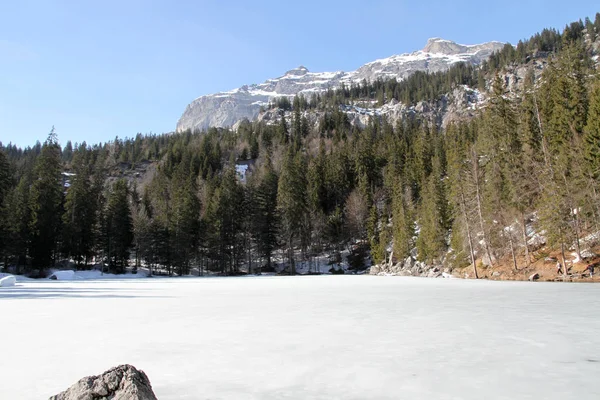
49,364,158,400
353,38,505,82
176,39,505,133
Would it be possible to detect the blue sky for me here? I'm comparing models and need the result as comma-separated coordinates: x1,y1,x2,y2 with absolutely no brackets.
0,0,598,148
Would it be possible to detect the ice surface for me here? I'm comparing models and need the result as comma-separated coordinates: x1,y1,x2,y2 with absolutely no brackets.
1,276,599,399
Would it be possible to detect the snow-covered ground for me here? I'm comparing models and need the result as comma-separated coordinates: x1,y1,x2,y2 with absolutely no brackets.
1,276,599,399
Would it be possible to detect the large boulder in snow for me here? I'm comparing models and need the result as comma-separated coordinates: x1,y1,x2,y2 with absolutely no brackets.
48,364,157,400
0,275,16,287
48,270,76,281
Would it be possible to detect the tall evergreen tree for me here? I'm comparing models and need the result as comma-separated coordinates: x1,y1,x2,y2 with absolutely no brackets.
277,149,308,274
253,157,279,270
29,128,63,270
104,179,133,273
61,147,97,267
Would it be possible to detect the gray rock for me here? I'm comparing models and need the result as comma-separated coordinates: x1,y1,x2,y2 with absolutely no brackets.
481,253,497,267
49,364,157,400
391,262,404,274
369,264,381,275
529,273,540,282
492,271,501,277
580,249,596,260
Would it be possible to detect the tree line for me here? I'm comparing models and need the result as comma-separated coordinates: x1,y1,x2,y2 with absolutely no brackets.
0,16,599,277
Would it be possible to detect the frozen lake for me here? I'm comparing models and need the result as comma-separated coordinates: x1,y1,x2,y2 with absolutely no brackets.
1,276,599,399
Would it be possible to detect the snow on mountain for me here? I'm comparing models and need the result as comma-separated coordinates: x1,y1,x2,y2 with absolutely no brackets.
176,38,505,133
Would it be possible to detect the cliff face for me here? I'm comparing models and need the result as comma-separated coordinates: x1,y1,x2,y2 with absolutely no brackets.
176,39,505,133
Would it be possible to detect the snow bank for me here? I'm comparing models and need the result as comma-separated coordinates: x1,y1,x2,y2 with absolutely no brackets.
0,275,16,287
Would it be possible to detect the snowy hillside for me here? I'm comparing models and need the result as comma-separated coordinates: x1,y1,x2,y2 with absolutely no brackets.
176,38,504,132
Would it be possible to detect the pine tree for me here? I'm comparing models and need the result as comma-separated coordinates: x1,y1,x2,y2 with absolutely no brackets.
0,150,11,263
170,158,200,276
104,179,133,273
582,79,600,228
29,128,63,270
583,80,600,181
253,157,279,270
391,180,414,261
61,147,97,267
416,170,447,263
0,149,10,208
5,175,32,271
446,123,479,277
277,149,308,274
539,43,589,261
479,75,521,269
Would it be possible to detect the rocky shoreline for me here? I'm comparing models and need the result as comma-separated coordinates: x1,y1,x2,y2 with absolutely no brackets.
369,255,454,279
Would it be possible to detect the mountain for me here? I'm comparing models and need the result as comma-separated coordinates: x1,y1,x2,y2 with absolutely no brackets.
176,38,505,133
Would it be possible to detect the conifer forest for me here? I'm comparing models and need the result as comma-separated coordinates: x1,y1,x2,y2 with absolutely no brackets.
1,15,600,279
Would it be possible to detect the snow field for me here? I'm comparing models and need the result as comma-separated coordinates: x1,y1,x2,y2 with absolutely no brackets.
1,276,599,399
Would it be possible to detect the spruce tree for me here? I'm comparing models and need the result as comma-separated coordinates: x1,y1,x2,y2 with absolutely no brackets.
104,179,133,273
277,149,308,274
62,148,97,267
29,128,63,270
0,150,11,263
253,156,279,270
391,180,414,262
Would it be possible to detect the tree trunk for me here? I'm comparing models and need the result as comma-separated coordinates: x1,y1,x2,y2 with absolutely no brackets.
472,147,494,267
288,234,295,275
592,186,600,237
509,234,518,271
247,236,252,275
560,231,568,280
521,213,531,266
460,190,478,279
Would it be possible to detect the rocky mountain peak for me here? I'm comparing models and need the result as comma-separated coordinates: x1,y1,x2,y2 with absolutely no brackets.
423,38,470,55
176,39,505,133
284,66,309,76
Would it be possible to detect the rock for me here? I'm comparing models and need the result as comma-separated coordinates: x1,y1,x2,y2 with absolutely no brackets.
403,256,415,270
410,247,418,259
580,249,596,260
492,271,501,277
427,270,443,278
481,253,497,267
48,270,76,281
0,275,16,287
369,264,381,275
49,364,157,400
528,273,540,282
442,272,455,279
391,262,404,274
